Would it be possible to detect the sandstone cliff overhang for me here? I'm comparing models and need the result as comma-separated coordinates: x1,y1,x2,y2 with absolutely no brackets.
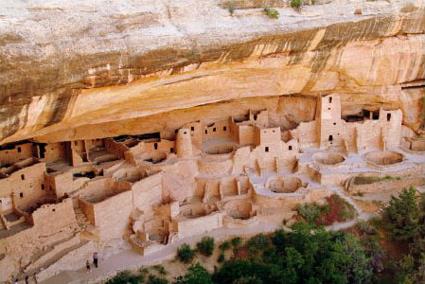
0,0,424,144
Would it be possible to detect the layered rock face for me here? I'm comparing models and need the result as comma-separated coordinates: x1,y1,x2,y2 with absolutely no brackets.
0,0,424,144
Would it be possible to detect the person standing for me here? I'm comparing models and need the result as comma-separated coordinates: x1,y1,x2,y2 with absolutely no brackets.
25,275,29,284
93,252,98,268
86,260,91,273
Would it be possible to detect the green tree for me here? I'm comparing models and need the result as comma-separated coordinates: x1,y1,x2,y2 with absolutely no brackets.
175,263,213,284
196,236,215,257
384,187,420,241
290,0,303,9
106,270,144,284
177,244,196,263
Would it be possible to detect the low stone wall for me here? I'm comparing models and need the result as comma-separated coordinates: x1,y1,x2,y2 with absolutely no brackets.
348,176,425,194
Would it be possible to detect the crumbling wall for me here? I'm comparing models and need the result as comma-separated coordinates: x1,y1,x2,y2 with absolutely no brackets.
0,143,33,165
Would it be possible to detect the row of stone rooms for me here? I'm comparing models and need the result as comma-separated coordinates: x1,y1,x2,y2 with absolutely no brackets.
1,94,425,282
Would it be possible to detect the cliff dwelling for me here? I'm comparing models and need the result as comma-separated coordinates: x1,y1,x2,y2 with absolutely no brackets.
1,93,425,282
0,0,424,282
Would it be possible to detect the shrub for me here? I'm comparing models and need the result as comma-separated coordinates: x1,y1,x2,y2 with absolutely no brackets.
290,0,303,9
247,234,270,256
224,1,236,16
177,244,196,263
152,264,167,275
297,202,326,225
106,270,144,284
219,241,231,251
147,275,169,284
196,236,215,257
231,237,242,248
317,195,356,225
263,7,279,19
217,253,225,263
175,263,213,284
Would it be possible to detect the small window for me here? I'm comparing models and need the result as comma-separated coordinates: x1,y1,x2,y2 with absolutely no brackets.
52,208,55,212
253,114,258,121
19,192,23,198
288,146,293,151
17,147,21,153
272,130,275,133
265,147,269,152
328,135,333,142
21,174,25,180
213,128,216,132
205,130,208,134
175,129,178,134
74,141,78,145
183,131,187,135
328,107,331,111
333,122,336,125
329,97,332,103
223,126,227,131
170,147,174,153
387,113,391,122
41,184,45,190
154,143,158,150
190,126,195,131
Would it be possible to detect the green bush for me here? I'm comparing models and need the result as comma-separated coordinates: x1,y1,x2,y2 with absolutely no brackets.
147,275,169,284
247,234,270,256
290,0,303,9
177,244,196,263
175,263,213,284
106,270,144,284
196,236,215,257
231,237,242,248
217,253,225,263
219,241,231,251
263,7,279,19
152,264,167,275
297,202,327,225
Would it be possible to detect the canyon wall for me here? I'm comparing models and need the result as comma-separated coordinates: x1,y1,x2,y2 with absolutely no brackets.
0,0,424,144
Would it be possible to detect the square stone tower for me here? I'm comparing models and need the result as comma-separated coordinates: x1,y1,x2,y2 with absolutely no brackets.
317,94,344,149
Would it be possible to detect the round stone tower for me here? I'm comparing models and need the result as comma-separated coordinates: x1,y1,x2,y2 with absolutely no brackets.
176,128,193,158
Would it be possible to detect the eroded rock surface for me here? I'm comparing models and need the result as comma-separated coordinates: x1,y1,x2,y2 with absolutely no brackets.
0,0,424,144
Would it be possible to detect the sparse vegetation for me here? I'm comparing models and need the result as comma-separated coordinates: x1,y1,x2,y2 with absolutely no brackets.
152,264,167,275
263,7,279,19
290,0,303,10
224,1,236,16
196,236,215,257
177,244,196,263
298,194,356,226
106,270,145,284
